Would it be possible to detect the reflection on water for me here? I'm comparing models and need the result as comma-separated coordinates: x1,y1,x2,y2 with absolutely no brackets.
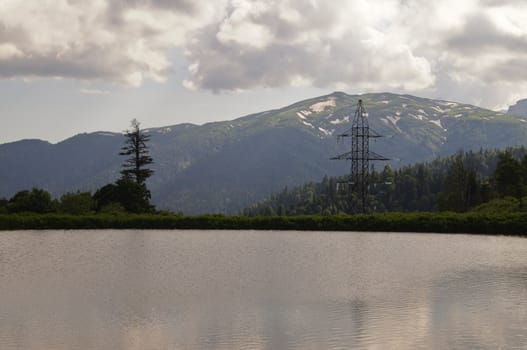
1,230,527,349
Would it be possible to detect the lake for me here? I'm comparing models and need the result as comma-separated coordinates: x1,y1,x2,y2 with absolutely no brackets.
1,230,526,349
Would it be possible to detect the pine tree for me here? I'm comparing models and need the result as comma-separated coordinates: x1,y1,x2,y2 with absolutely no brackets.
119,119,154,185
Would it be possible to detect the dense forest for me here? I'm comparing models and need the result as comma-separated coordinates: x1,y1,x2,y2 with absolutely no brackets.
3,146,527,218
243,147,527,216
3,146,527,235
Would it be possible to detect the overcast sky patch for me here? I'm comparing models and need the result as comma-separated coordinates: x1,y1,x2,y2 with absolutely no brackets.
0,0,527,109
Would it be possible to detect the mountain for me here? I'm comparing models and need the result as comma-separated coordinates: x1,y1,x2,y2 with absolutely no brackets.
2,91,527,214
508,99,527,117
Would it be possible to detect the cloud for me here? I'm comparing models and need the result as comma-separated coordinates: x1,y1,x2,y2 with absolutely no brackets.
1,0,527,107
80,88,110,95
184,0,435,92
181,0,527,108
0,0,220,85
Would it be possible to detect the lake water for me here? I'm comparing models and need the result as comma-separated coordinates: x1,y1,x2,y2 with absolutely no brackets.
0,230,526,349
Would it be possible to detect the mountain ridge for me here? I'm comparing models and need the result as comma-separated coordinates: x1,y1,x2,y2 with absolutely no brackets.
2,91,527,214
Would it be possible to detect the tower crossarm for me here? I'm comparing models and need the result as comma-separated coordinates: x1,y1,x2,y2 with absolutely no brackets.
368,128,383,138
330,151,390,161
367,151,390,161
337,129,383,139
330,151,353,160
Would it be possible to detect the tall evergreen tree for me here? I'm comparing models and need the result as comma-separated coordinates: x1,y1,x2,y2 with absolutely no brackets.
494,152,524,201
119,119,154,185
438,153,480,212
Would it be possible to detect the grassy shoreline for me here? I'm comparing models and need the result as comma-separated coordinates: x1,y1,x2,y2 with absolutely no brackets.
0,212,526,236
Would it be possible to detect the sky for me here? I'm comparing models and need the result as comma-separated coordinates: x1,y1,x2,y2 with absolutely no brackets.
1,0,527,143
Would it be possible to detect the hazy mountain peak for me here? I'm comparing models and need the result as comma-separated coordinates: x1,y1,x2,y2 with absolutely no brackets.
508,99,527,117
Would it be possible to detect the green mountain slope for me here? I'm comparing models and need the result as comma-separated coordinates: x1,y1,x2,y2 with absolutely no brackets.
1,92,527,214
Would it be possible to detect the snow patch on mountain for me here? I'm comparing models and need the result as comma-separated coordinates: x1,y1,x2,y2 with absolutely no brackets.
409,113,426,121
295,109,314,121
309,97,336,113
429,119,446,131
318,127,332,136
381,116,402,132
431,106,446,113
330,116,349,125
442,113,462,119
386,115,400,125
302,121,315,129
296,112,306,120
440,101,458,107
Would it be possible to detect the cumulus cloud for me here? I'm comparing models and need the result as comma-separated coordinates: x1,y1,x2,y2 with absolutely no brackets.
0,0,221,85
181,0,527,107
1,0,527,107
183,0,435,92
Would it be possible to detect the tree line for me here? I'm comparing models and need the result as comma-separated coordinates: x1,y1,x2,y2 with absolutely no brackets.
4,124,527,217
0,119,155,215
2,211,527,237
243,147,527,216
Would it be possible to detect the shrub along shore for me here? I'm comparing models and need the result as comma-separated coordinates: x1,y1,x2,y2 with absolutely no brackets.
0,212,526,236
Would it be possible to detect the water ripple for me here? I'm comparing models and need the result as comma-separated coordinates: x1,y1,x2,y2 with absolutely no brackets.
1,230,526,349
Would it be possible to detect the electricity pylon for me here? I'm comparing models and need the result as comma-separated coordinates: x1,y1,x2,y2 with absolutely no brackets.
331,99,389,213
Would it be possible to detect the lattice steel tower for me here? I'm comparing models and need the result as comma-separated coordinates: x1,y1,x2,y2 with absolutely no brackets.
331,99,388,213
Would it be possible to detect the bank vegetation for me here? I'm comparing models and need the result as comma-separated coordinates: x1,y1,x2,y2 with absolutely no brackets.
0,211,526,236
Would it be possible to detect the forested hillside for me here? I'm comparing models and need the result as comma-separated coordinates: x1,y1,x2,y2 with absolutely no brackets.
244,147,527,215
